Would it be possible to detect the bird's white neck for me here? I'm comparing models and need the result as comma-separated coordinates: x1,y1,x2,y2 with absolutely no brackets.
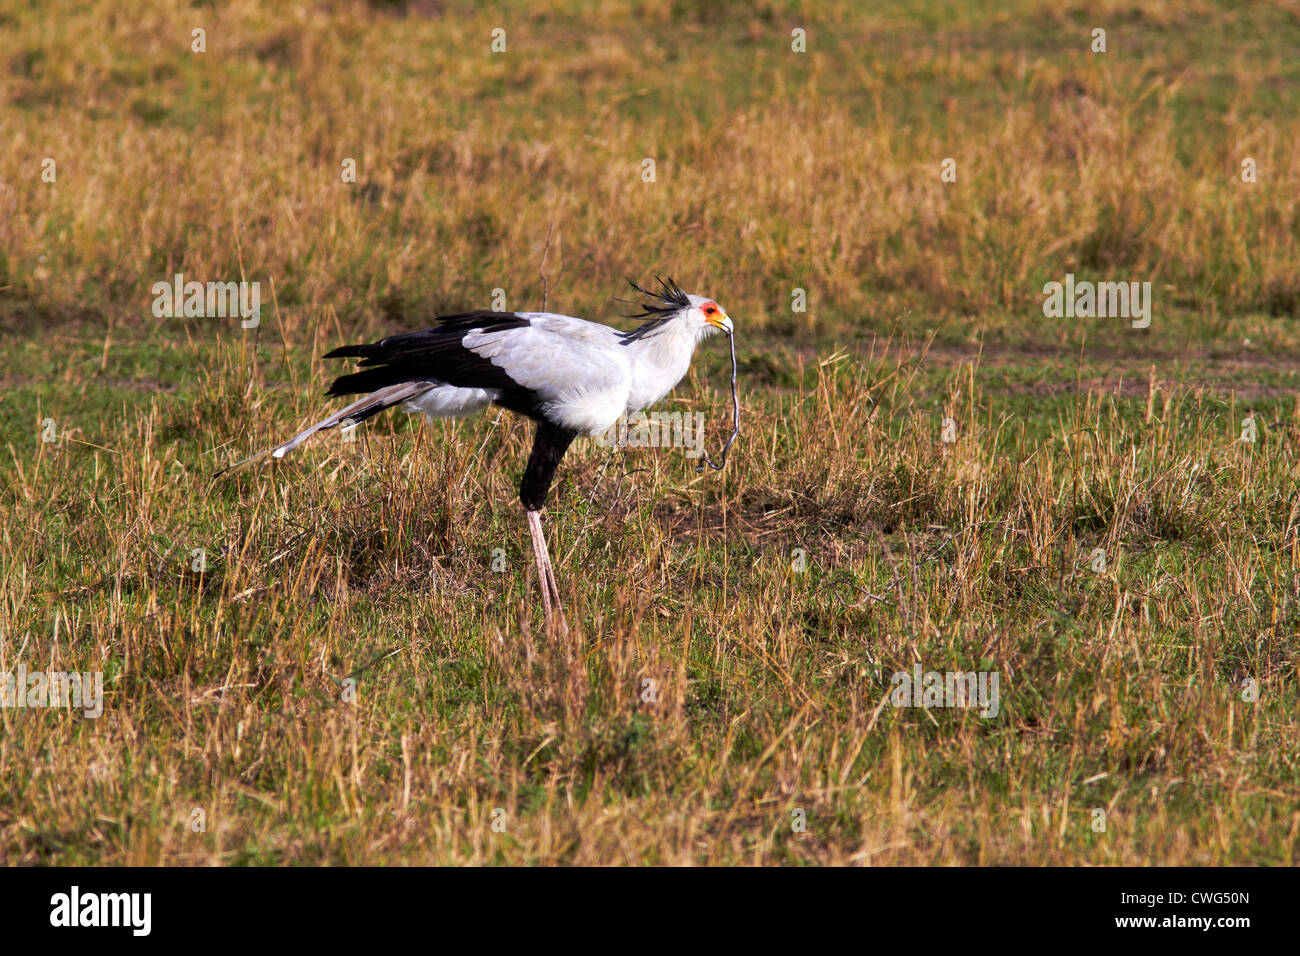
621,316,705,413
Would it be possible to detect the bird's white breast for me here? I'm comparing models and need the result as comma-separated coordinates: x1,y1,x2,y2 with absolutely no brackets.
624,321,697,413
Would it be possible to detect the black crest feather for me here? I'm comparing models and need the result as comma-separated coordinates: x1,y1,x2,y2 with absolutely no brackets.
618,276,690,342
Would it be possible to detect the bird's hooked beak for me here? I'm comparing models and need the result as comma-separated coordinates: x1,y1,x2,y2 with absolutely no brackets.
707,313,734,335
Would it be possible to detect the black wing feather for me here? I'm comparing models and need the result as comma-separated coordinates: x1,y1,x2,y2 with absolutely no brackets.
324,311,532,397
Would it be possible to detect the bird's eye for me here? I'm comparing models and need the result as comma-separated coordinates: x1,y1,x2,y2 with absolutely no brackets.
703,305,717,315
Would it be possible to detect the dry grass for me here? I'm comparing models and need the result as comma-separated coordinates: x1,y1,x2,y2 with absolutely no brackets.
1,0,1298,864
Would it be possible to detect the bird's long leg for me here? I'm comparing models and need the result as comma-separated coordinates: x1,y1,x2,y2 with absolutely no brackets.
525,507,568,636
526,511,553,623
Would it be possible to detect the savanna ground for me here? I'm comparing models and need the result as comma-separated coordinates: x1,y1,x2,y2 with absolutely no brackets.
1,0,1299,865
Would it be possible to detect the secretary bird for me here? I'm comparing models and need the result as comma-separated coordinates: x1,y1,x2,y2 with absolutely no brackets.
254,277,736,634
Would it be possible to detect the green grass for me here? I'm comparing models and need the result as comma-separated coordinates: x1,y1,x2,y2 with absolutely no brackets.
0,0,1298,864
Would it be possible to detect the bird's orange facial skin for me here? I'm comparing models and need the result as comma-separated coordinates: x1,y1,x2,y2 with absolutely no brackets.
701,302,731,330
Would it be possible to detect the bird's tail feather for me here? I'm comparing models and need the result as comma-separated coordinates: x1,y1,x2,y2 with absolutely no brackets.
216,381,435,476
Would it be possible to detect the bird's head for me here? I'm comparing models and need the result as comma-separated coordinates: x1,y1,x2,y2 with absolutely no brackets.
686,294,734,339
623,277,733,342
